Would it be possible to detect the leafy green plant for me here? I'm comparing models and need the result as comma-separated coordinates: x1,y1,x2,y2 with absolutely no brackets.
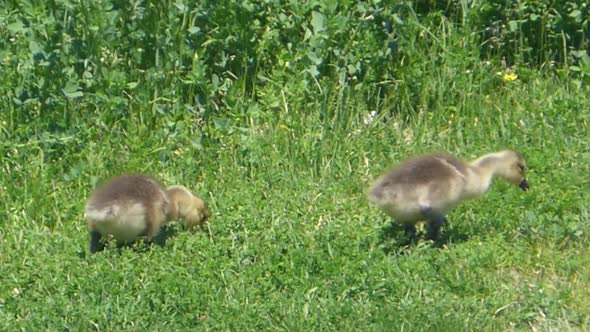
0,0,589,330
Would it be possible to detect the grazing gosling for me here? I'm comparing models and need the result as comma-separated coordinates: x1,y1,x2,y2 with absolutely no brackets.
368,150,529,241
84,174,209,253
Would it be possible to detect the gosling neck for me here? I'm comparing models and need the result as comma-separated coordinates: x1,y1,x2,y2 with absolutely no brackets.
166,198,180,220
465,153,502,197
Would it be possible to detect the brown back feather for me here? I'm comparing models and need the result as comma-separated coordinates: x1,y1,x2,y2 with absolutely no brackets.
370,153,466,199
87,174,166,210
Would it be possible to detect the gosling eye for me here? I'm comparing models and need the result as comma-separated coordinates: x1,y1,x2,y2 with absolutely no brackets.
517,163,525,173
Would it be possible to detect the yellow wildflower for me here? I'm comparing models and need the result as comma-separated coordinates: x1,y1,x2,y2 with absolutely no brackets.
502,72,518,82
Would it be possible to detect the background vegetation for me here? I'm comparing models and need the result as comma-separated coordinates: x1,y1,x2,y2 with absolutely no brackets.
0,0,589,330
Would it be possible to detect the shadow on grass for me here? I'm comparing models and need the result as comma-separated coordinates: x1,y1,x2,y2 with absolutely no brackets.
79,224,181,258
378,220,470,254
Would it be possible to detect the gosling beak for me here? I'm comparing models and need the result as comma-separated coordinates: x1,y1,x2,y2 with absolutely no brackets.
519,178,529,191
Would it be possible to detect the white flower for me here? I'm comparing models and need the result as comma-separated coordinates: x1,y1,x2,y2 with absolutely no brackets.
364,110,377,125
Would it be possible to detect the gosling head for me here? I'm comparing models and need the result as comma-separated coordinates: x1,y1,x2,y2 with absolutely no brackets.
492,150,529,191
165,185,209,229
183,195,209,228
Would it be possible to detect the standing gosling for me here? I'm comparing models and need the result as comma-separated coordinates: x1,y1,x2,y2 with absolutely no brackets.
368,150,529,241
84,174,209,253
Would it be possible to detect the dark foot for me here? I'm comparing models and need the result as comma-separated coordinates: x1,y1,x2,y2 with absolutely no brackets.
426,218,447,240
420,206,446,241
403,224,417,243
89,230,104,254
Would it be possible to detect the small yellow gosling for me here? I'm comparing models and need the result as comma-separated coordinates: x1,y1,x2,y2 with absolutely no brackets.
84,174,209,253
368,150,528,241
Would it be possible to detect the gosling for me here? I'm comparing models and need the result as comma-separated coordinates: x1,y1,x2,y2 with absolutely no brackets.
84,174,209,253
368,150,529,242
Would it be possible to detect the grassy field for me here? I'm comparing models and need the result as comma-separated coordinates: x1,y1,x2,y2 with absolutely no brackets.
1,1,589,331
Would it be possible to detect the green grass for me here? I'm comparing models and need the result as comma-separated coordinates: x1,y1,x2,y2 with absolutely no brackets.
1,74,589,330
1,1,589,330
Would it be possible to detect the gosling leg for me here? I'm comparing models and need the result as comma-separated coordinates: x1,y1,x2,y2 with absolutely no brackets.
403,223,417,243
426,217,446,240
420,206,446,240
89,230,104,254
